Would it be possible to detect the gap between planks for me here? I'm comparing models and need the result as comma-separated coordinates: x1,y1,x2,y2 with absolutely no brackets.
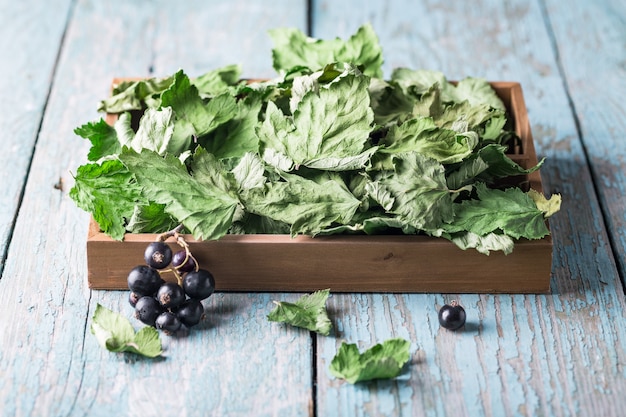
537,0,626,294
311,331,319,417
0,0,78,277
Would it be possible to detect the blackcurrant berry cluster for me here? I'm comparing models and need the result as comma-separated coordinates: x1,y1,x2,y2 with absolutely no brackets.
127,227,215,336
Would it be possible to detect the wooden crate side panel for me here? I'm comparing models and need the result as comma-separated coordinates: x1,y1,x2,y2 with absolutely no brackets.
88,226,552,293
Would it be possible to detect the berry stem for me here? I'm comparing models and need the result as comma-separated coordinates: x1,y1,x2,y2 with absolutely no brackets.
154,227,200,279
156,224,185,242
171,268,184,287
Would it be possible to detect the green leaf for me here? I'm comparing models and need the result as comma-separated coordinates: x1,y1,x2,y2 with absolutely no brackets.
269,23,383,77
446,144,543,189
475,144,544,179
130,326,164,357
390,71,506,138
160,70,238,152
91,304,135,350
329,338,411,384
119,148,239,241
391,68,451,98
90,304,162,358
230,209,291,235
445,183,550,240
128,107,176,155
446,155,491,190
74,118,121,161
379,117,477,164
231,152,267,191
193,64,243,97
200,93,262,159
451,77,506,111
126,202,180,234
368,79,415,126
258,102,296,171
481,112,508,141
411,83,444,119
528,189,561,218
69,25,558,254
431,101,498,132
267,289,332,335
69,159,142,240
372,152,455,231
98,76,175,113
448,231,515,255
241,172,361,236
113,112,135,148
258,73,375,171
315,215,417,236
390,70,505,111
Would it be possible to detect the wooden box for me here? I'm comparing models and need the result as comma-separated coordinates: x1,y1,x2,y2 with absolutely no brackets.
86,81,553,293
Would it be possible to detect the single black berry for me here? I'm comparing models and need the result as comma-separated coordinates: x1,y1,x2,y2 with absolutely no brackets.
135,296,164,327
144,242,173,269
183,269,215,300
175,299,205,327
155,312,182,335
171,250,196,273
127,265,163,296
438,301,466,330
156,282,186,309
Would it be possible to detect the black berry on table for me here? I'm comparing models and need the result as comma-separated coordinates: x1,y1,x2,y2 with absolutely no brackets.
438,301,466,330
175,299,205,327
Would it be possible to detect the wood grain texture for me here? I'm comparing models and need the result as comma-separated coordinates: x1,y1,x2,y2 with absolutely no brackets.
72,292,313,417
0,0,73,272
312,0,626,415
1,0,625,416
0,1,312,416
543,0,626,283
87,226,552,293
318,291,626,416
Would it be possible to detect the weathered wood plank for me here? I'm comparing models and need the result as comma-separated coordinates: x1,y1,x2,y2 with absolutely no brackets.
312,0,626,415
2,0,624,416
0,1,312,416
0,0,73,273
72,292,313,417
543,0,626,284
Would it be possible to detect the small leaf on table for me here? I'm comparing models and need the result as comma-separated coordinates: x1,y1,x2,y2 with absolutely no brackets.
90,303,162,358
268,289,332,336
329,337,411,384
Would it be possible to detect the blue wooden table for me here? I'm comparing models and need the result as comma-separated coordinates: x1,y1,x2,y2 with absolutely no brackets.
1,0,625,416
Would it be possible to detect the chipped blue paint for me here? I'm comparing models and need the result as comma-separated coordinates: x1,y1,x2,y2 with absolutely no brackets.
1,0,626,415
312,0,626,416
0,0,74,276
